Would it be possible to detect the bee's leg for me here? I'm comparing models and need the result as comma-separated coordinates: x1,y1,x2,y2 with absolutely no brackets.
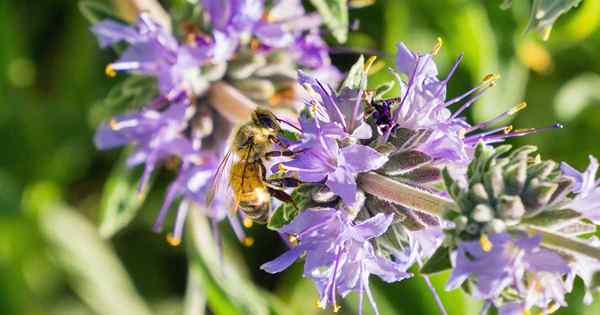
240,141,254,189
265,177,302,189
268,135,289,149
265,147,308,159
265,150,295,159
267,187,299,211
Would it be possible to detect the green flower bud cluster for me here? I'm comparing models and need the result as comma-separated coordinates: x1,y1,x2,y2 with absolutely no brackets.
444,143,574,240
228,49,299,108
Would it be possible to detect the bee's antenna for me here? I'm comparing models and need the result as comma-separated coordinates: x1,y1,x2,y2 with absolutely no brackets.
276,118,302,132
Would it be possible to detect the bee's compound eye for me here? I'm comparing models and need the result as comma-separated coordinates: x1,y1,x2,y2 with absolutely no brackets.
257,114,277,129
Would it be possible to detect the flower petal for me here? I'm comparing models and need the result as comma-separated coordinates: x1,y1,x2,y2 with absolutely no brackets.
261,246,304,273
326,166,357,204
351,213,394,242
341,144,388,173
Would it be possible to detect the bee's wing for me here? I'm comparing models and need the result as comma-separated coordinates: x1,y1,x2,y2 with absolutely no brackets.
206,150,236,208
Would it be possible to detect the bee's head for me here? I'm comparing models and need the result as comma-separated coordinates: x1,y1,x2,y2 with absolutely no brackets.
252,108,281,131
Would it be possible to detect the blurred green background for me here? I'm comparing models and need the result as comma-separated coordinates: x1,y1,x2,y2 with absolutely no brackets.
2,0,600,314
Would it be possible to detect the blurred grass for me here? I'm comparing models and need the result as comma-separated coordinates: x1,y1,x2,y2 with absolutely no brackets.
1,0,600,314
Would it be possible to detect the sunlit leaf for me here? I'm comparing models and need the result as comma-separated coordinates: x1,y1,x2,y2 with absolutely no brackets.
554,73,600,121
188,209,278,315
98,148,152,238
309,0,349,43
40,204,153,315
183,269,206,315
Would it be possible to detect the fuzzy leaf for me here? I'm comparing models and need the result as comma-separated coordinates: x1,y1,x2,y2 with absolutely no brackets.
557,221,597,236
309,0,349,43
382,150,432,176
521,209,582,227
98,148,152,238
420,246,451,275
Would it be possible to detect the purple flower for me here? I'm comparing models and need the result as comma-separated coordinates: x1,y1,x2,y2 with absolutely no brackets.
566,236,600,304
281,135,386,205
95,99,194,193
384,43,561,167
299,71,372,140
201,0,333,73
152,149,218,245
92,14,213,96
261,208,410,314
202,0,263,34
447,233,570,311
561,156,600,223
277,72,385,204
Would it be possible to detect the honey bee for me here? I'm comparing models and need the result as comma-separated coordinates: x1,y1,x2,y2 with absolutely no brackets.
207,108,300,224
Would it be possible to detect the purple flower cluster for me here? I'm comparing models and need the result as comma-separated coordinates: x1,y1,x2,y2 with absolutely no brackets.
261,42,599,315
381,42,561,168
262,208,410,314
448,233,570,314
91,1,339,245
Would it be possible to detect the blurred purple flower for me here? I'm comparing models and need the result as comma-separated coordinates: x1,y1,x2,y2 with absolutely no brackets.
202,0,262,33
447,233,570,311
95,99,194,192
261,208,410,314
561,155,600,223
92,14,212,96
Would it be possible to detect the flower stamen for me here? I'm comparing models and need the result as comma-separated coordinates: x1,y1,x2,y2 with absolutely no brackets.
480,234,493,252
242,236,255,247
243,217,254,228
105,64,117,77
432,37,443,56
166,233,181,246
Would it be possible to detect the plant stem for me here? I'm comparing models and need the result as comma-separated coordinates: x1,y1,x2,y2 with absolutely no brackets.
208,81,257,123
527,225,600,261
358,172,460,217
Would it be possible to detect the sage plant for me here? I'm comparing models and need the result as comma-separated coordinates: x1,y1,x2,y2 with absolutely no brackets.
88,2,600,315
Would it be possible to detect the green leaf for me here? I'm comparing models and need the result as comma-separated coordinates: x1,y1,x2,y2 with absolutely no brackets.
420,246,451,275
98,148,152,238
79,1,124,24
340,55,366,91
188,210,278,315
267,185,316,230
280,129,301,142
554,73,600,121
40,204,153,315
527,0,583,38
309,0,349,43
89,75,157,127
373,80,395,101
